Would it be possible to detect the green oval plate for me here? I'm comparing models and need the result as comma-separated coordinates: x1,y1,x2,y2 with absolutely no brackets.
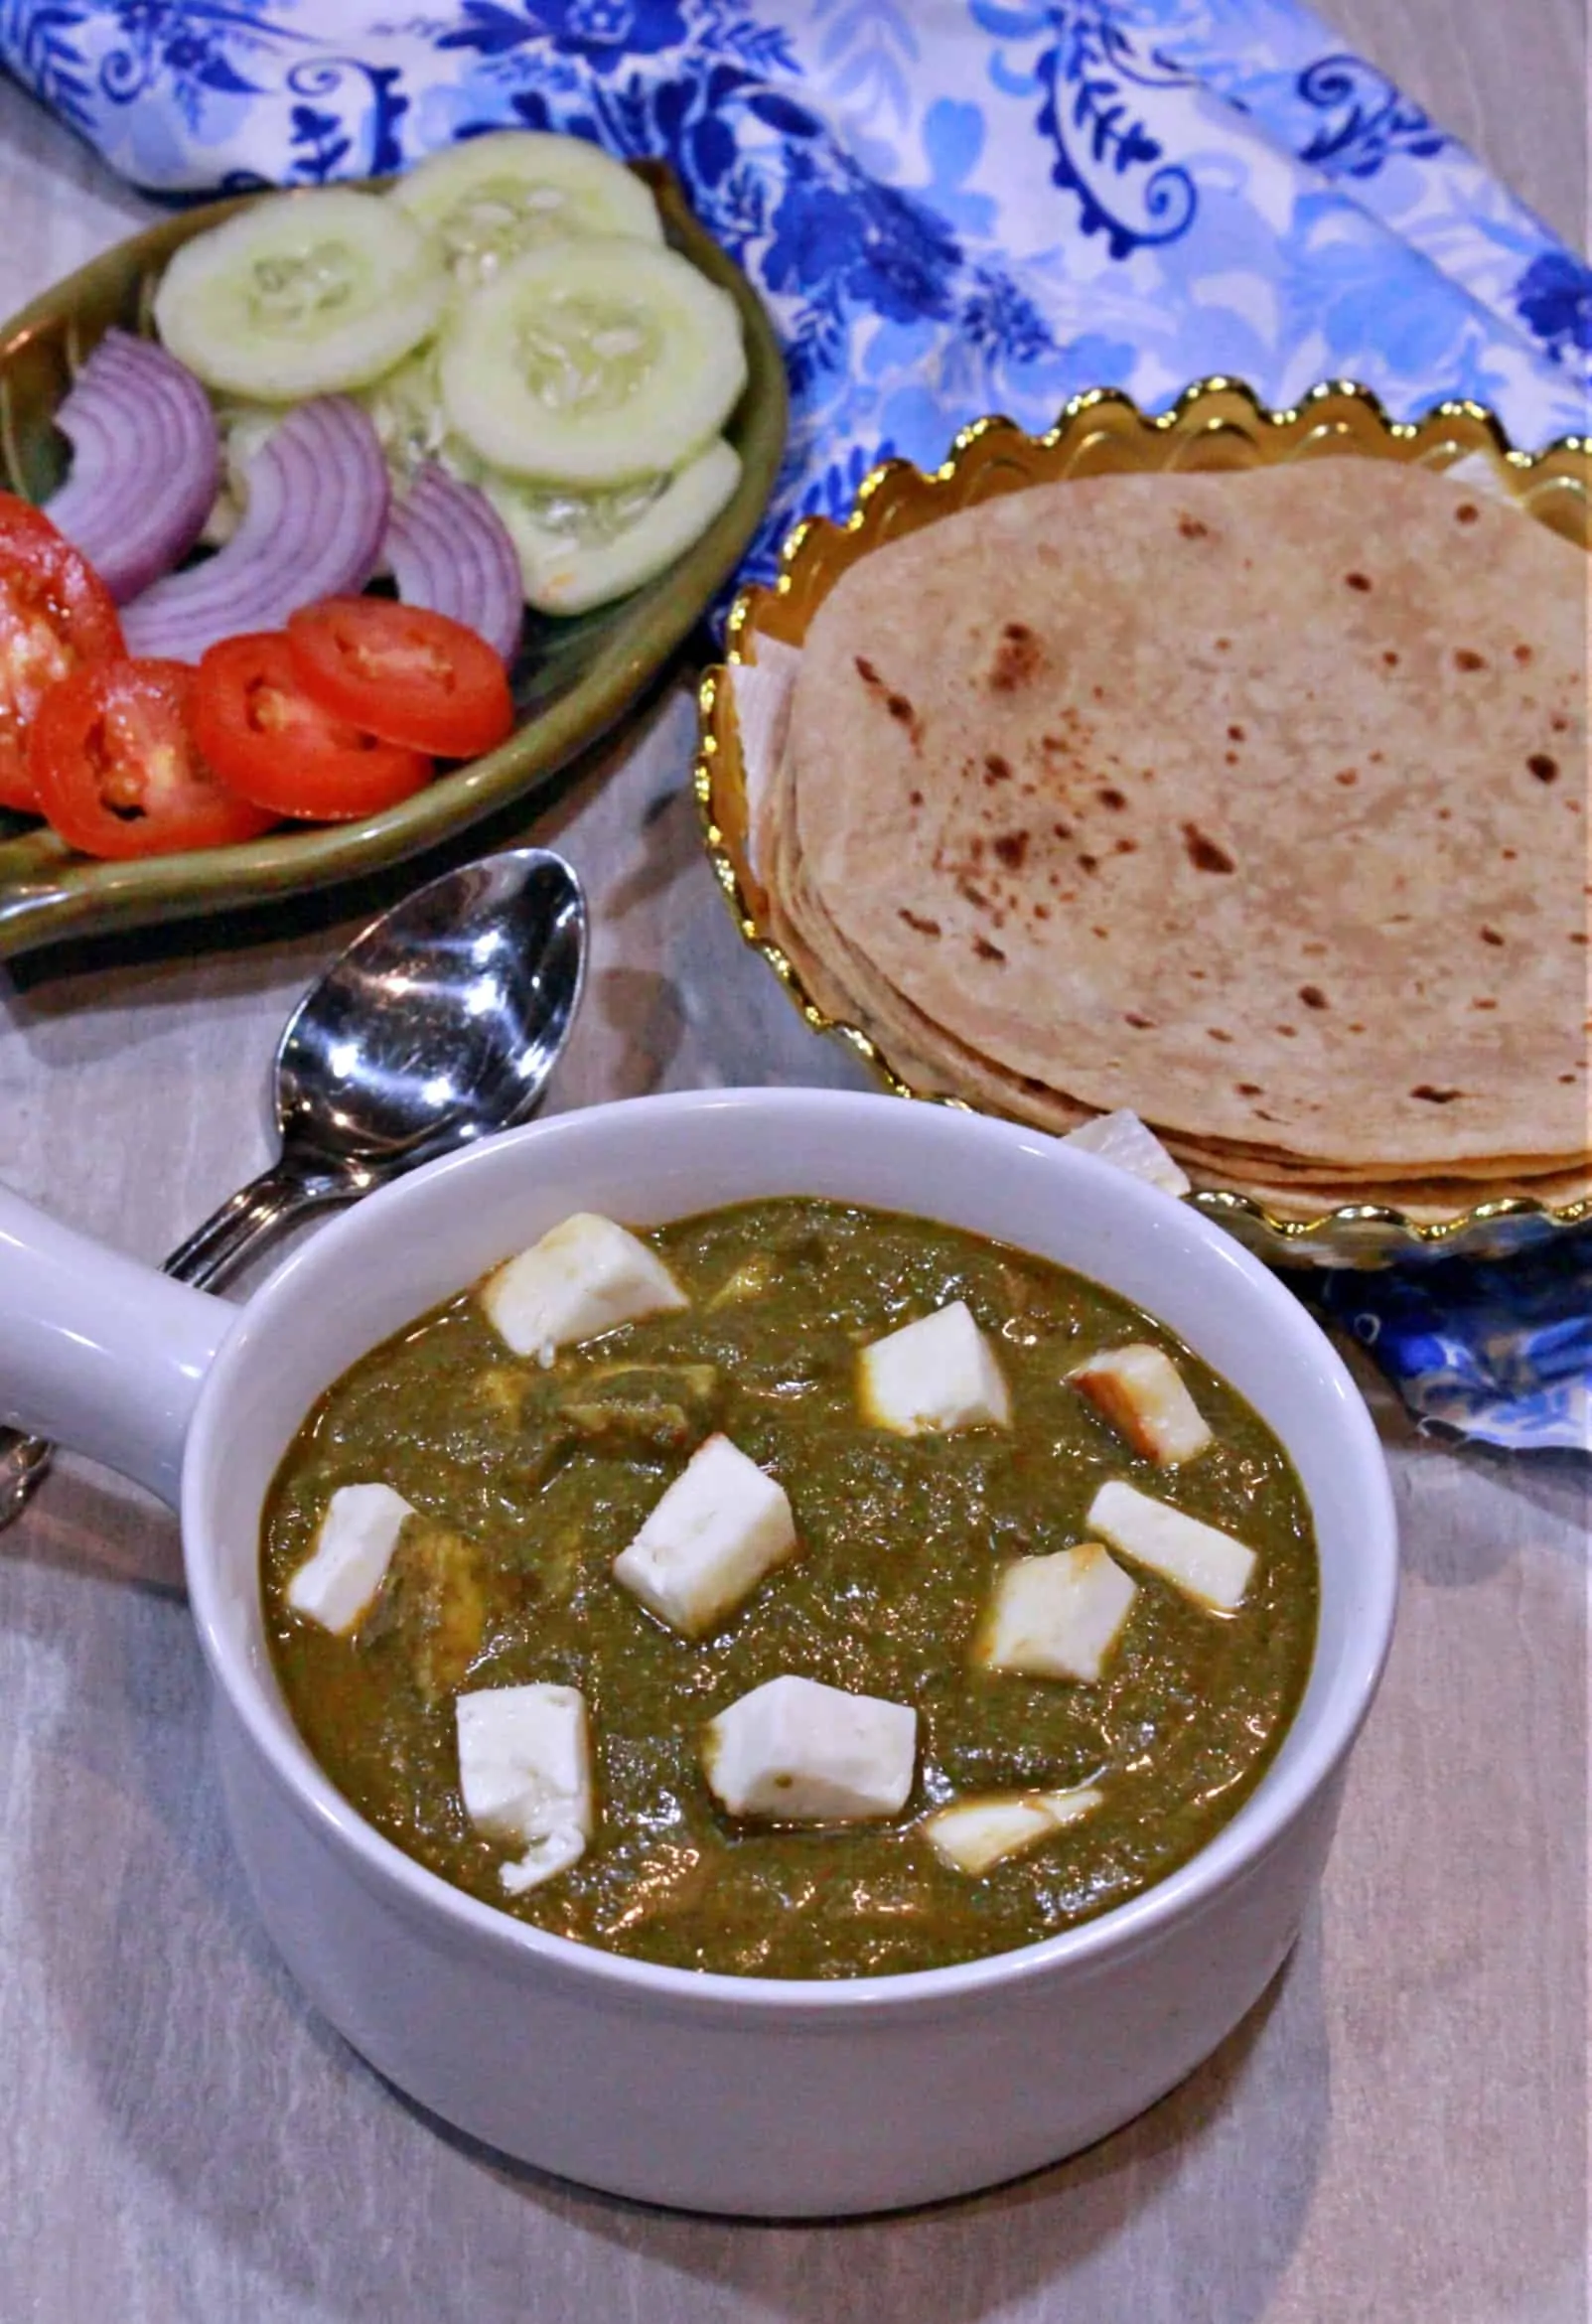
0,162,787,961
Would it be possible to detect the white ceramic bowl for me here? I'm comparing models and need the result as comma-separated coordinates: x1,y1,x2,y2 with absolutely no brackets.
0,1089,1396,2216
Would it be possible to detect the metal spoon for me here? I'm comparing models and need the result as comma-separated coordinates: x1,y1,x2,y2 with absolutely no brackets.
0,844,587,1526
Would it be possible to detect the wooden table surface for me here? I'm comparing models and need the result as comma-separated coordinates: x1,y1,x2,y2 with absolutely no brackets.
0,8,1585,2318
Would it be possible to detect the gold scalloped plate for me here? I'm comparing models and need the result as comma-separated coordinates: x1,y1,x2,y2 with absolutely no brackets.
696,379,1591,1269
0,161,787,962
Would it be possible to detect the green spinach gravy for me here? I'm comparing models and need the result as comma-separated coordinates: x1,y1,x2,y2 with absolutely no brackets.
263,1199,1317,1978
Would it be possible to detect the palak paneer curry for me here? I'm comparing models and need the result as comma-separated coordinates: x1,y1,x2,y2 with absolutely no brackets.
262,1197,1317,1979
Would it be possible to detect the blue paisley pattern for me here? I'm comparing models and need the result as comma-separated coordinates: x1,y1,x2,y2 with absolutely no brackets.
2,0,1587,1449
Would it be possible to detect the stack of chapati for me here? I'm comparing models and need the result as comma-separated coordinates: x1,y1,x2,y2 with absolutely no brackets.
750,458,1590,1220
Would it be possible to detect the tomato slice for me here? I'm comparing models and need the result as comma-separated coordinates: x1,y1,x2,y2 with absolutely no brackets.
27,657,277,859
287,598,513,760
0,494,125,812
192,633,433,820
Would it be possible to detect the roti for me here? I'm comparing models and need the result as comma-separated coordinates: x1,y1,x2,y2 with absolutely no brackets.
779,459,1589,1175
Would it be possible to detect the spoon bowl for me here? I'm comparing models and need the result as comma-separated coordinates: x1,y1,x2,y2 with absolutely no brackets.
273,849,587,1185
0,845,586,1524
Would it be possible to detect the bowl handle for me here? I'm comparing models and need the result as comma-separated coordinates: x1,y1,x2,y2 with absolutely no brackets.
0,1183,233,1509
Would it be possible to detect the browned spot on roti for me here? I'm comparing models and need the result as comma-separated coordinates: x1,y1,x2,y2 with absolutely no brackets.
1411,1085,1463,1104
1178,513,1210,539
1528,753,1558,784
1454,503,1480,524
1182,823,1234,874
1299,985,1329,1009
1454,649,1485,672
1345,571,1373,592
1077,853,1099,875
1515,644,1533,664
1228,724,1245,743
1480,925,1506,945
1097,787,1126,810
1335,769,1359,787
1382,650,1400,666
983,753,1012,785
992,831,1030,870
972,934,1006,963
1207,1028,1233,1044
1236,1083,1262,1096
988,623,1042,692
853,655,880,685
1124,1012,1155,1029
885,691,920,742
898,909,941,938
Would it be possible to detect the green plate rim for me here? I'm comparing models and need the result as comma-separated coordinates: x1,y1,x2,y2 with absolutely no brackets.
0,160,788,961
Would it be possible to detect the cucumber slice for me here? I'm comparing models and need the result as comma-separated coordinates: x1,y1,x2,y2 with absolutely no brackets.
154,189,446,401
485,439,743,613
390,130,661,287
360,347,485,486
439,238,747,487
198,403,284,544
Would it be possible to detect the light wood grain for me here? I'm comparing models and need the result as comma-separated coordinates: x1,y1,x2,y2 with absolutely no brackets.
0,12,1586,2320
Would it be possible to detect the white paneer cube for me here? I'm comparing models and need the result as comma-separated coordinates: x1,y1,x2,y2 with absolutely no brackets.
976,1542,1138,1682
921,1785,1103,1876
1072,1344,1214,1466
857,1299,1012,1436
480,1212,686,1359
286,1482,414,1634
612,1433,797,1638
456,1681,594,1895
702,1674,917,1820
1087,1479,1255,1611
1059,1108,1191,1199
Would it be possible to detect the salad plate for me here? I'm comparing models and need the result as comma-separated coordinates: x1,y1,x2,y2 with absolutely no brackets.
0,160,787,962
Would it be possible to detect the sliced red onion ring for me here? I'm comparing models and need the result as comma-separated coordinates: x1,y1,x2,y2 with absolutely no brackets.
123,397,389,663
383,462,523,665
44,328,220,603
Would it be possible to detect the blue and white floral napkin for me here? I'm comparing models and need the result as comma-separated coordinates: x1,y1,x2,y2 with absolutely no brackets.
3,0,1588,1447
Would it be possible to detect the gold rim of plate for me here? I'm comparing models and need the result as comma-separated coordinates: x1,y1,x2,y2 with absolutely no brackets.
0,161,788,962
694,376,1592,1270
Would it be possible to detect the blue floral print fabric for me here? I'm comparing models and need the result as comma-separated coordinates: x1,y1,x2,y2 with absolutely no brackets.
2,0,1587,1449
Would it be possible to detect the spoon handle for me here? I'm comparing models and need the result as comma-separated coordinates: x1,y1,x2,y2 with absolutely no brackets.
161,1156,352,1291
0,1157,351,1530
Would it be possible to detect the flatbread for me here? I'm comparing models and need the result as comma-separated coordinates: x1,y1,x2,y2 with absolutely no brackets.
783,459,1590,1172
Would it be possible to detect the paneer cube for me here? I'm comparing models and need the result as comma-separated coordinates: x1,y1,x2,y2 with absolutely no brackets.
702,1673,918,1820
480,1212,686,1359
1072,1344,1214,1465
382,1519,496,1704
456,1681,594,1894
1059,1108,1191,1199
921,1785,1103,1876
1087,1479,1255,1611
976,1541,1138,1682
612,1433,797,1638
286,1482,414,1634
857,1300,1012,1436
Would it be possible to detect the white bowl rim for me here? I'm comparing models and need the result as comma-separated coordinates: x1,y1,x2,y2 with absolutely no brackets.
184,1086,1398,2019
